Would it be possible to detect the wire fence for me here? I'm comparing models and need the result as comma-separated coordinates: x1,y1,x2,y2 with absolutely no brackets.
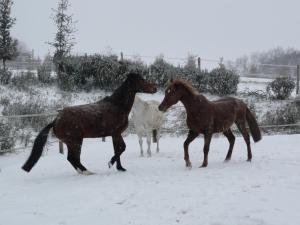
0,106,299,154
1,53,299,154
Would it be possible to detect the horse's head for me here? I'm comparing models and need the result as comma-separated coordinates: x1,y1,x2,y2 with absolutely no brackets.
127,73,157,94
158,78,182,112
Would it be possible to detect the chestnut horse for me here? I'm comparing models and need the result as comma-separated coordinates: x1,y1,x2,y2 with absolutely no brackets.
22,73,157,174
158,79,261,168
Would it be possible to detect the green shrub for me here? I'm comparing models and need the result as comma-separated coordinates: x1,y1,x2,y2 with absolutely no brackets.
194,70,209,93
55,54,136,91
148,56,183,87
207,66,239,96
267,77,295,100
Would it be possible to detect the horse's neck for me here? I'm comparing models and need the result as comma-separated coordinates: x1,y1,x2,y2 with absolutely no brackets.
180,89,209,114
109,80,136,114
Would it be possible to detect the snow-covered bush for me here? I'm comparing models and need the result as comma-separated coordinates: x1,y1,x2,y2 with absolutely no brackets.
262,102,299,126
193,70,209,93
56,54,145,91
38,62,53,84
11,71,39,90
0,69,12,84
0,96,10,106
266,77,295,100
1,93,66,132
207,65,239,96
149,56,182,87
0,120,16,154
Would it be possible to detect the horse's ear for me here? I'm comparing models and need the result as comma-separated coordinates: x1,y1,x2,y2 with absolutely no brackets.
170,77,174,83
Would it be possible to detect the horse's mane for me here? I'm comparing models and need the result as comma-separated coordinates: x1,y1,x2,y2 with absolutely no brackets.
167,79,198,95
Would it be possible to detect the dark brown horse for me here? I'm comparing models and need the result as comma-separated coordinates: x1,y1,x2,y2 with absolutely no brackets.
22,73,157,174
158,79,261,168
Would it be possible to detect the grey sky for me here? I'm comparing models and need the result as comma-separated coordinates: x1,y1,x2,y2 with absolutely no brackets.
11,0,300,66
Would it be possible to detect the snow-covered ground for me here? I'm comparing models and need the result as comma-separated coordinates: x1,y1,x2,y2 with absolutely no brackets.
1,134,300,225
239,77,272,93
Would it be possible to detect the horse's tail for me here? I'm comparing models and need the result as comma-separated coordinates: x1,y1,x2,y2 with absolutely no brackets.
152,129,157,143
246,107,262,143
22,120,56,172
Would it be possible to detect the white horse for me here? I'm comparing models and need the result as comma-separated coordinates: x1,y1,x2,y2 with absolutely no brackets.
131,96,164,157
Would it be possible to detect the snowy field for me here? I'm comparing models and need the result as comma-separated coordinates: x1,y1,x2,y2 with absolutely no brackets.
1,134,300,225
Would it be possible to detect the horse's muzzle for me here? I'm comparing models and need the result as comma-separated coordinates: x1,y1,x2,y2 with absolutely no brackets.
158,104,167,112
149,86,157,93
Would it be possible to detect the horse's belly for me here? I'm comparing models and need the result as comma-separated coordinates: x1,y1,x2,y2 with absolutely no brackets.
213,118,235,133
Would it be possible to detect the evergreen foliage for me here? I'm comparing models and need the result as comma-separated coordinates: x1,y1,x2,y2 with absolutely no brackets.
0,0,18,73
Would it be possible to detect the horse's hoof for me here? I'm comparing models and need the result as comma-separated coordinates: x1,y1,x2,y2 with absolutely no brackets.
82,170,95,175
140,153,144,157
186,162,192,169
224,158,231,163
117,167,127,172
186,165,192,170
247,158,252,162
108,161,113,168
77,168,95,175
200,164,207,168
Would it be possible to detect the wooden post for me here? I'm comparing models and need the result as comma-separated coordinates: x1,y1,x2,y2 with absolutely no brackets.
59,141,64,154
197,57,201,71
297,65,300,95
120,52,124,61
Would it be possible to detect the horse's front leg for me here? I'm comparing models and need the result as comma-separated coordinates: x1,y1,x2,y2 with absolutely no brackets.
201,133,212,168
184,130,198,168
109,134,127,171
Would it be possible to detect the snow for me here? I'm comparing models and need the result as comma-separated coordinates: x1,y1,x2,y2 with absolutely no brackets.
1,134,300,225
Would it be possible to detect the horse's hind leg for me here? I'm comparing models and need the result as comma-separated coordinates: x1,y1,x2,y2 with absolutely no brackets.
109,134,127,171
138,134,144,157
183,130,198,168
146,131,151,157
236,120,252,162
66,139,92,175
223,129,235,161
156,129,160,153
201,132,212,168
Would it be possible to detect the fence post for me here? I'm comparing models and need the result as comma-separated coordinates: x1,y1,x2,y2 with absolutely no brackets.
219,57,224,66
120,52,124,61
297,65,300,95
59,141,64,154
197,57,201,71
